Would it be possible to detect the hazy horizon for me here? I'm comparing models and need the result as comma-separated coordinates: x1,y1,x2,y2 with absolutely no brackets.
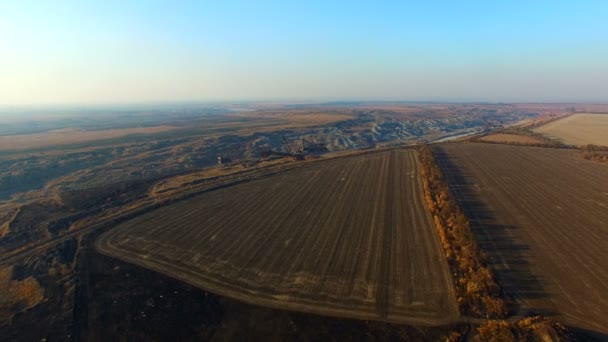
2,1,607,105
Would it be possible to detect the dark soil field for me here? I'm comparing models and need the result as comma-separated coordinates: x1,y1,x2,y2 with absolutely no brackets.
97,150,459,325
435,143,608,337
0,240,458,342
76,251,456,342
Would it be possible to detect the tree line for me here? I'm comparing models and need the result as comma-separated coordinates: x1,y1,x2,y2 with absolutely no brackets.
416,145,508,318
416,145,582,340
469,127,570,148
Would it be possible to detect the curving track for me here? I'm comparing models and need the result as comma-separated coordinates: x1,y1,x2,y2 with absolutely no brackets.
96,150,458,325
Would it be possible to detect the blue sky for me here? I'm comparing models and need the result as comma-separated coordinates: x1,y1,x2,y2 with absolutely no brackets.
1,1,607,104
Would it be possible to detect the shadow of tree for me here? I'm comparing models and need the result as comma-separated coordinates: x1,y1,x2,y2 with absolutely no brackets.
433,146,548,315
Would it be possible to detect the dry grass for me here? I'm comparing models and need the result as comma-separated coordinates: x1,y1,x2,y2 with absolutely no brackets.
0,266,44,321
534,113,608,146
149,159,289,198
0,204,20,238
0,222,8,238
479,133,546,145
0,125,179,151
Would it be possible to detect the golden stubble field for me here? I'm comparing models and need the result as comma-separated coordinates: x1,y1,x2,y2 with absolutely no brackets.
479,133,546,145
534,113,608,146
97,150,459,325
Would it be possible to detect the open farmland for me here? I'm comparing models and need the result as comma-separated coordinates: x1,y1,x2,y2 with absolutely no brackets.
97,150,458,325
478,133,546,145
534,113,608,146
0,126,180,151
435,143,608,335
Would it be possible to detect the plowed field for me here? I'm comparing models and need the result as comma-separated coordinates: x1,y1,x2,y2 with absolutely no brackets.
96,150,458,325
435,143,608,335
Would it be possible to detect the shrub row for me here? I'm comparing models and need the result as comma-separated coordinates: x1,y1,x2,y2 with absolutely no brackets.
475,316,575,342
580,151,608,163
416,145,507,318
470,132,608,164
469,126,571,149
501,127,564,145
468,138,570,149
581,144,608,152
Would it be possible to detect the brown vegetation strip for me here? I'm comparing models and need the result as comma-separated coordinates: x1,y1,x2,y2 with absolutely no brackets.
469,127,568,149
416,145,507,319
435,143,608,335
474,316,575,342
0,266,44,321
579,144,608,164
580,151,608,163
97,150,459,325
